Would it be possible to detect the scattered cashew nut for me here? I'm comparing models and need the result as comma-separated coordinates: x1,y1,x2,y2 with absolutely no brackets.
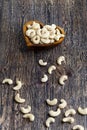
15,93,25,103
46,98,58,106
73,125,84,130
57,56,66,65
13,80,23,91
41,74,48,83
2,78,13,85
45,117,55,127
65,109,76,117
23,113,35,121
78,107,87,115
49,108,61,117
59,75,68,85
39,59,47,66
48,65,56,74
20,105,31,114
59,99,67,109
62,116,75,124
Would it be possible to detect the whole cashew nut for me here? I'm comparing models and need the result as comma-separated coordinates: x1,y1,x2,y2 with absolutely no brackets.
2,78,13,85
62,117,75,124
78,107,87,115
73,125,84,130
13,80,23,91
31,35,40,44
23,113,35,121
41,74,48,82
54,34,65,41
48,65,56,74
15,93,25,103
45,117,55,127
49,108,61,117
20,105,31,114
65,109,76,117
46,98,58,106
39,59,47,66
32,21,40,30
37,28,50,38
59,99,67,109
57,56,66,65
59,75,68,85
26,29,36,38
40,38,50,44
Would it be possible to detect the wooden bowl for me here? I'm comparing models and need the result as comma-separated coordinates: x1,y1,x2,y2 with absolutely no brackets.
23,20,65,47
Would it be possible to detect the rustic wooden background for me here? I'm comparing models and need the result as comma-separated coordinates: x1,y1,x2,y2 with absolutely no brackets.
0,0,87,130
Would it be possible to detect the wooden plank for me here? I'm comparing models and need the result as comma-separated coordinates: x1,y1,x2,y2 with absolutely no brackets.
0,0,87,129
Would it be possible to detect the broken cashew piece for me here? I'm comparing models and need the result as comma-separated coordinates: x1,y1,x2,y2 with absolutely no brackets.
59,75,68,85
39,59,47,66
59,99,67,109
15,93,25,103
57,56,66,65
48,65,56,74
73,125,84,130
31,35,40,44
20,105,31,114
13,80,23,91
2,78,13,85
78,107,87,115
65,109,76,117
46,98,58,106
62,116,75,124
41,74,48,83
23,113,35,121
49,108,61,117
45,117,55,127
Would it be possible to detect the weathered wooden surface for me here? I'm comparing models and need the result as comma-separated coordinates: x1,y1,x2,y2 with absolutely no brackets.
0,0,87,130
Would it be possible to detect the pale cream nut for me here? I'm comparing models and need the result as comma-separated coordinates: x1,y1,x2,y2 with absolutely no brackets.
23,113,35,121
31,35,40,44
78,107,87,115
26,24,32,29
73,125,84,130
39,59,47,66
54,34,65,41
59,99,67,109
55,29,61,35
45,117,55,127
20,105,31,114
46,98,58,106
37,28,50,38
65,109,76,117
50,39,54,43
59,75,68,85
49,31,55,39
15,93,25,103
57,56,66,65
41,74,48,82
2,78,13,85
40,38,50,44
32,21,40,30
62,117,75,124
48,65,56,74
49,108,61,117
13,80,23,91
26,29,36,38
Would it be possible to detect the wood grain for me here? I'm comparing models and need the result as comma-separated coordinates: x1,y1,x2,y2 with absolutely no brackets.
0,0,87,130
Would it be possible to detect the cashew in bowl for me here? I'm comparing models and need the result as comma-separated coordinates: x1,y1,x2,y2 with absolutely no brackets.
13,80,23,91
77,107,87,115
45,117,55,127
41,74,48,83
32,21,40,30
2,78,13,85
57,56,66,65
26,29,36,38
40,38,50,44
23,113,35,121
59,99,67,109
15,93,25,103
54,34,65,41
73,125,84,130
20,105,31,114
65,109,76,117
62,116,75,124
48,65,56,74
31,35,40,44
39,59,47,66
46,98,58,106
59,75,68,85
49,108,61,117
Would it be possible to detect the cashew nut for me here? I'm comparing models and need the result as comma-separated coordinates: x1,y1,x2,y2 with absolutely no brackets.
13,80,23,91
49,108,61,117
50,39,54,43
39,59,47,66
31,35,40,44
48,65,56,74
32,21,40,30
73,125,84,130
2,78,13,85
46,98,58,106
78,107,87,115
62,117,75,124
26,24,32,29
54,34,65,41
51,24,56,29
55,29,61,35
44,25,54,31
23,113,35,121
59,99,67,109
65,109,76,117
49,31,55,39
37,28,49,38
15,93,25,103
57,56,66,65
45,117,55,127
20,105,31,114
41,74,48,82
26,29,36,38
59,75,68,85
40,38,50,44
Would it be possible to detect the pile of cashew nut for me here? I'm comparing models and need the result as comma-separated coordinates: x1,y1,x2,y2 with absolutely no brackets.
26,21,65,44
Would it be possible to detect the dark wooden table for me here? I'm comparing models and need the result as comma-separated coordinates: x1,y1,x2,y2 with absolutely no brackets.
0,0,87,130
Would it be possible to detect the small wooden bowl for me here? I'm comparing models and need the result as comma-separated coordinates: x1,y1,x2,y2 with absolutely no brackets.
23,20,65,47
